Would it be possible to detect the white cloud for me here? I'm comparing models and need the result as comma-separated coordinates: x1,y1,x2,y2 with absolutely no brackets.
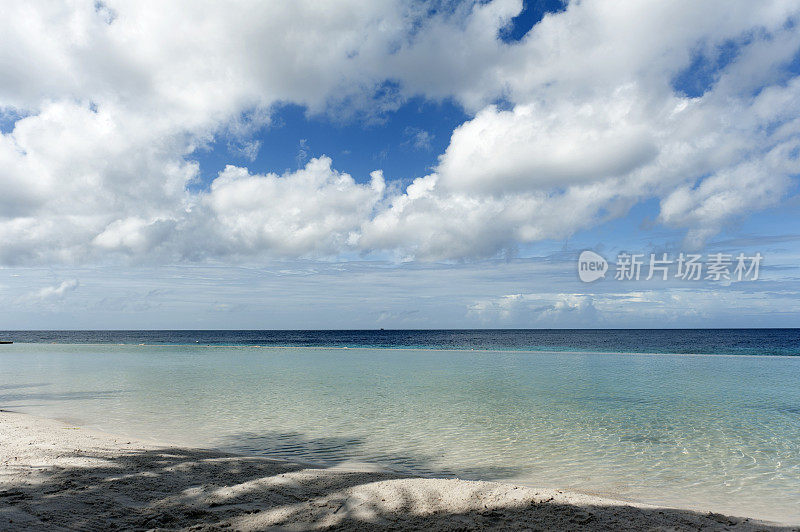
360,0,800,258
659,157,794,249
404,127,434,151
439,99,659,193
199,157,385,258
464,287,800,328
34,279,80,301
468,293,600,327
0,101,197,264
0,0,799,264
228,140,262,162
2,250,799,328
0,0,521,264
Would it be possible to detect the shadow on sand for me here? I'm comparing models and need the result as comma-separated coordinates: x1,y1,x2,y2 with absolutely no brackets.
1,436,797,531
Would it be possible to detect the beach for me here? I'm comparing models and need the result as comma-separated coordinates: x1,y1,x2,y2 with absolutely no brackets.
5,0,800,527
2,342,800,525
2,410,796,531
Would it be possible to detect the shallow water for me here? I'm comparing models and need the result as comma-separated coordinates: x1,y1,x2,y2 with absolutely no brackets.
1,343,799,523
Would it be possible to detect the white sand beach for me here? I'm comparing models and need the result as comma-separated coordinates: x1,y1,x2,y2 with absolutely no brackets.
0,410,796,531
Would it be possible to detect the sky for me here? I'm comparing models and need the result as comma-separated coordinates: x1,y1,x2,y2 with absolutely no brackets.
1,0,800,329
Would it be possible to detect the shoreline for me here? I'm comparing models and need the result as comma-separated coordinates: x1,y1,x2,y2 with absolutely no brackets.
1,410,796,531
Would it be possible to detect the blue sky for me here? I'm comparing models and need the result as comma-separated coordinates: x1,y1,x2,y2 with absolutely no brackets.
1,0,800,328
190,98,469,193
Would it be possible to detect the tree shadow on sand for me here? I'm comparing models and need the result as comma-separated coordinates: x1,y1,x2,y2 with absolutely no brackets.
1,433,797,531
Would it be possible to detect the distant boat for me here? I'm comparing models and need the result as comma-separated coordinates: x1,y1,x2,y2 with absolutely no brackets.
0,340,12,344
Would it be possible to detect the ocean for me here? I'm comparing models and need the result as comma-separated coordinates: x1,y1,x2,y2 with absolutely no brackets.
3,328,800,355
1,330,799,523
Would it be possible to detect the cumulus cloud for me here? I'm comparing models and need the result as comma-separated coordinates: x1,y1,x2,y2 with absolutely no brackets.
359,1,800,258
199,157,385,258
437,99,659,193
1,0,799,264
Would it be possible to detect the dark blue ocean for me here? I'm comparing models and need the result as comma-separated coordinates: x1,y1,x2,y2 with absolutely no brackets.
1,329,799,355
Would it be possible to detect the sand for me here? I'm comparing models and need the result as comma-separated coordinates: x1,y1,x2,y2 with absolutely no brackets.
0,410,796,531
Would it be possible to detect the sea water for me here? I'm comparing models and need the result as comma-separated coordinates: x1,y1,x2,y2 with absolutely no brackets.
0,332,799,523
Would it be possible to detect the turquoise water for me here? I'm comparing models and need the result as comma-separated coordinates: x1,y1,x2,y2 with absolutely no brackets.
1,343,799,523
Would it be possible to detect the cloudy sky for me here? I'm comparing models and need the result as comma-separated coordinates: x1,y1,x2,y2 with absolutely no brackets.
2,0,800,329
